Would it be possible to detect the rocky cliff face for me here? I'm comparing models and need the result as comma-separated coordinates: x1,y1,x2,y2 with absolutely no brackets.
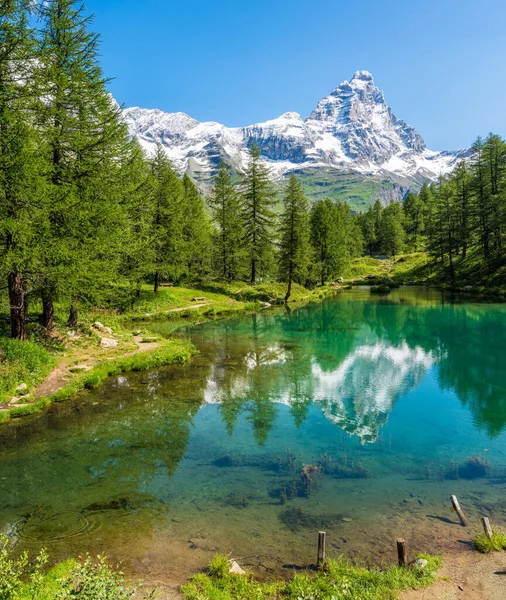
122,71,465,204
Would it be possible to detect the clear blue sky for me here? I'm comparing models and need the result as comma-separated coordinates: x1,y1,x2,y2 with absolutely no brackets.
85,0,506,151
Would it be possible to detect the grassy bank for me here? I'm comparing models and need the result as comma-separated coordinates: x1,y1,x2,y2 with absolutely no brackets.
182,553,442,600
0,538,441,600
0,338,56,404
345,251,506,299
0,280,334,424
0,338,196,424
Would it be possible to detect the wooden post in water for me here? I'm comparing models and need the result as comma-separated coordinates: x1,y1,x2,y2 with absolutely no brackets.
396,538,407,566
451,495,468,527
481,517,493,540
317,531,326,569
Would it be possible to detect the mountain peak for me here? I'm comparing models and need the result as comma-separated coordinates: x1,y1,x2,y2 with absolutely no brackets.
351,70,374,84
122,70,460,189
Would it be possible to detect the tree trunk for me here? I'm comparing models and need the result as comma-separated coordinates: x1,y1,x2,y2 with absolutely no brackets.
8,272,26,340
250,259,256,285
39,295,55,329
68,296,79,327
285,278,292,303
154,272,160,294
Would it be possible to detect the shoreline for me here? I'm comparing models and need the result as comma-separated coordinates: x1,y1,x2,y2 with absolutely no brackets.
0,282,334,425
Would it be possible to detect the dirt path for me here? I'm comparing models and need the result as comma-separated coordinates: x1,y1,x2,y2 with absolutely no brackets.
32,334,161,400
401,550,506,600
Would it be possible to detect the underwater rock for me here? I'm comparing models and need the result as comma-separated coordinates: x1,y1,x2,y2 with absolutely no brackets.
460,456,490,479
84,497,132,512
279,507,342,532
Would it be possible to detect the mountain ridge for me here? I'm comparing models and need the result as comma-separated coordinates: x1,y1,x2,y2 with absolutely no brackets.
122,71,467,207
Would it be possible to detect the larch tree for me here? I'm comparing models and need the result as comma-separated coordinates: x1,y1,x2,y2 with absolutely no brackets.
208,161,243,280
36,0,129,327
310,199,344,286
149,144,184,294
278,174,310,302
240,142,276,284
181,173,212,281
0,0,41,339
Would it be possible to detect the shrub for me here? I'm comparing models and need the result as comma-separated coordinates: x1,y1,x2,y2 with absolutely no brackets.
370,285,391,295
473,529,506,553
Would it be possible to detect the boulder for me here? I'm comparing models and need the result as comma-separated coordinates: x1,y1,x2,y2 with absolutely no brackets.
93,321,105,331
103,326,113,335
229,560,245,575
100,338,118,349
15,383,28,394
413,558,429,570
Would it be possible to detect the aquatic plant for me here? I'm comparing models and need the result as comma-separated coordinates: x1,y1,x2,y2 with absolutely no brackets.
278,506,342,532
460,456,491,479
300,463,322,496
473,529,506,553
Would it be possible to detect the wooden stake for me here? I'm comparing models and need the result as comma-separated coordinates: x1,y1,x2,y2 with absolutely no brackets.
481,517,493,540
396,538,407,566
451,495,468,527
317,531,326,569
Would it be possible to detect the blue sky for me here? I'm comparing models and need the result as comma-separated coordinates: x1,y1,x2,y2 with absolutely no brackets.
85,0,506,151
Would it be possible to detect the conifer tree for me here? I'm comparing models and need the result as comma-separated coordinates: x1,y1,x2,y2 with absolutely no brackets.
208,162,244,280
149,144,184,293
240,143,276,284
181,174,212,281
0,0,40,339
403,191,425,251
278,174,310,301
379,202,405,256
359,207,378,256
310,199,346,286
117,141,154,300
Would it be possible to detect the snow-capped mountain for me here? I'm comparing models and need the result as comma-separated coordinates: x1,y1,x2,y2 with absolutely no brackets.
122,71,465,203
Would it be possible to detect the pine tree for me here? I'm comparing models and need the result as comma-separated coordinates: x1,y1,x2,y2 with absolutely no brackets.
278,174,310,301
149,144,184,293
208,162,244,280
240,143,276,284
181,174,212,281
0,0,41,339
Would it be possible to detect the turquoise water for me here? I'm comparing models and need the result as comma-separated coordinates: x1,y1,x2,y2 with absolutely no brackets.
1,287,506,583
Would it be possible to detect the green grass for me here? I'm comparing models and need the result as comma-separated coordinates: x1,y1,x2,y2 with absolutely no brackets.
285,168,395,212
181,553,442,600
0,338,56,403
473,529,506,553
0,338,196,424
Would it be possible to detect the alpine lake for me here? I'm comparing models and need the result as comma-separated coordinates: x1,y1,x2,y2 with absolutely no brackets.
1,286,506,588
